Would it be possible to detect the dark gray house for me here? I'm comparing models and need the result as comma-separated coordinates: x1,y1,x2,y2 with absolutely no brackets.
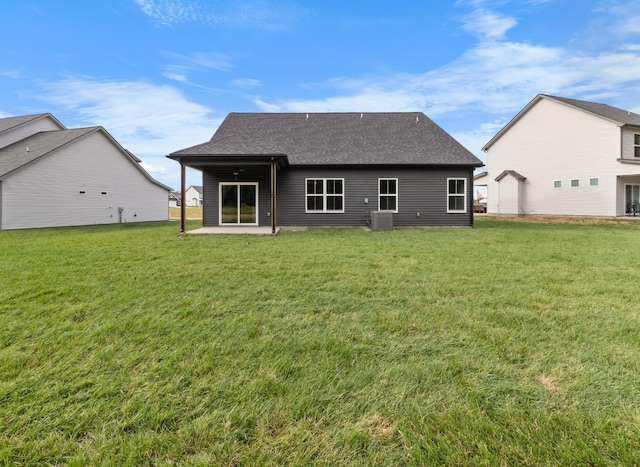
168,112,483,233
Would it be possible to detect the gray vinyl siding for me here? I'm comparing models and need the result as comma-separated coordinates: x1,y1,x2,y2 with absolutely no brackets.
1,131,169,230
202,166,474,227
279,167,473,227
202,166,272,227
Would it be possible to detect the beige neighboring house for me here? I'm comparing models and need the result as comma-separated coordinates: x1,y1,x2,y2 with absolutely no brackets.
184,185,203,207
479,94,640,217
0,113,171,230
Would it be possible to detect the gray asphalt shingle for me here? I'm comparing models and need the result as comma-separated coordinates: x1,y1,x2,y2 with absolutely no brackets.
0,114,48,134
171,112,483,166
544,95,640,126
0,128,97,178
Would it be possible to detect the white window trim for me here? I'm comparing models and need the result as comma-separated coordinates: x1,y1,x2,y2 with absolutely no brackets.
378,178,398,213
447,178,467,213
305,178,345,213
634,134,640,158
571,179,580,188
553,180,562,189
589,178,599,187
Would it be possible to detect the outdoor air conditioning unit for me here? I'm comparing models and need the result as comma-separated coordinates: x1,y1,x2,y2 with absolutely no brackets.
371,211,393,231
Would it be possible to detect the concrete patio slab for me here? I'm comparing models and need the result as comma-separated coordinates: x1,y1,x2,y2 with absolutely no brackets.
186,226,278,235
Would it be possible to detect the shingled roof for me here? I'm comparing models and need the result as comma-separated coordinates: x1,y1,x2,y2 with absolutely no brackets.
0,127,97,178
170,112,483,167
0,113,65,134
543,95,640,126
0,127,171,191
483,94,640,151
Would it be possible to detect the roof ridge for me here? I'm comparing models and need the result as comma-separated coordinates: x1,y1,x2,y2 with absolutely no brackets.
227,111,424,115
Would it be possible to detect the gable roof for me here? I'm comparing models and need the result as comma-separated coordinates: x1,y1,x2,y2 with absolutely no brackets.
0,127,96,178
0,127,171,190
483,94,640,151
170,112,483,167
0,113,65,134
495,169,526,182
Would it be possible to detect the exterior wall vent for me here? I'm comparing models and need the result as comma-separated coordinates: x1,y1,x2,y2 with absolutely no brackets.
371,211,393,231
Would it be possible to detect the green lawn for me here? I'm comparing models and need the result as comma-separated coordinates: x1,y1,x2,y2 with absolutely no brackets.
1,218,640,465
170,206,203,219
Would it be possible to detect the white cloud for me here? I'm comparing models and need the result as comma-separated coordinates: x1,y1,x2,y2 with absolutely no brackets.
253,99,281,112
616,15,640,34
163,51,232,71
460,8,517,40
134,0,308,31
139,160,168,174
454,0,486,7
162,51,232,86
452,120,509,161
0,70,23,79
252,3,640,155
231,78,261,88
162,72,189,83
39,77,222,187
256,19,640,119
254,89,426,113
135,0,199,25
591,1,640,40
254,40,567,116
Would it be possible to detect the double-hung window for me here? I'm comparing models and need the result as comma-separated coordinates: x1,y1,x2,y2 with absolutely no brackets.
378,178,398,212
635,134,640,157
306,178,344,212
447,178,467,213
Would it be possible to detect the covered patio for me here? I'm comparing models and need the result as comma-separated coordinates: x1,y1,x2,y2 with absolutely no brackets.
167,154,288,236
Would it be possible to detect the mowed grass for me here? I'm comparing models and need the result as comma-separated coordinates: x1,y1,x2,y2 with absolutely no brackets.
169,207,202,220
2,218,640,465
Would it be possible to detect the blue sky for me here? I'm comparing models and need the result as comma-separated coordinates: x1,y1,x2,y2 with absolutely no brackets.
3,0,640,190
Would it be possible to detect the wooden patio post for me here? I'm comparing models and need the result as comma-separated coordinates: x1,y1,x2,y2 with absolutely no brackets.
180,161,186,235
271,158,277,235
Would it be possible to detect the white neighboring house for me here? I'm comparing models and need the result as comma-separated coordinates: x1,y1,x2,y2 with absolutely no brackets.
0,113,171,230
479,94,640,217
184,185,203,207
168,191,181,207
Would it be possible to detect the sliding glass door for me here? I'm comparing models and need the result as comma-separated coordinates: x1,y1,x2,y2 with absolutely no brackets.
220,183,258,225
